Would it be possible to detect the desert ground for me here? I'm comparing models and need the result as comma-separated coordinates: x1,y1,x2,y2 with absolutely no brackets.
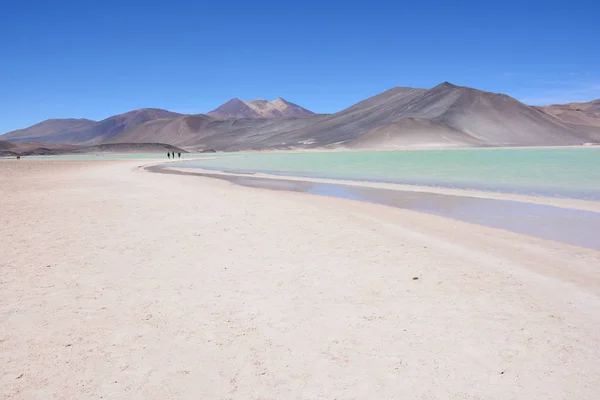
1,159,599,399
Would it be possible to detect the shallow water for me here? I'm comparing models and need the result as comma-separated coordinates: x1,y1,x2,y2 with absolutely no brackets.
148,165,600,251
169,148,600,201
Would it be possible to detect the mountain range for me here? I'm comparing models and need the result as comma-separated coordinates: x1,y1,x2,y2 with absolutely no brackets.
2,109,182,144
2,82,600,151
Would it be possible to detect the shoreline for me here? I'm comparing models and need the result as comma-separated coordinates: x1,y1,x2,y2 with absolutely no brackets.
150,163,600,213
146,163,600,251
202,143,600,153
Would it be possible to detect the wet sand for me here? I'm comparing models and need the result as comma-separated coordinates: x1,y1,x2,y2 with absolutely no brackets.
150,165,600,251
2,159,600,399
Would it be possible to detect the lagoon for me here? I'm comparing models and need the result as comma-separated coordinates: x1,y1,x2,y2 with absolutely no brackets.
170,147,600,201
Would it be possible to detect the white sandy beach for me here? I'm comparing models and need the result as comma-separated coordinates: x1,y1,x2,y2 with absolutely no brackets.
1,159,600,399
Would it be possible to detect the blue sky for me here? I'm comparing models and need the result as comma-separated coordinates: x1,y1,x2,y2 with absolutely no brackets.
1,0,599,132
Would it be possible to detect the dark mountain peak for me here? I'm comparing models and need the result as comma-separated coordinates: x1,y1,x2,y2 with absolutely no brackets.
437,81,459,88
222,98,247,106
427,82,514,102
430,82,488,97
207,98,259,119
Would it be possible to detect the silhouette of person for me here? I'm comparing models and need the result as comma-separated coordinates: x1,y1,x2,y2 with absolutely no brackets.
167,152,170,159
178,152,181,158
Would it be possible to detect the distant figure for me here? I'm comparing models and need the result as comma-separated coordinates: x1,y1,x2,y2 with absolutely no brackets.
16,155,21,160
167,152,170,159
178,152,181,158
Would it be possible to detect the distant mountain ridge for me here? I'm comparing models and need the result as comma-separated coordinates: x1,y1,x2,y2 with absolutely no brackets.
0,141,186,156
1,118,97,142
2,85,600,150
1,109,182,145
207,98,315,119
536,99,600,127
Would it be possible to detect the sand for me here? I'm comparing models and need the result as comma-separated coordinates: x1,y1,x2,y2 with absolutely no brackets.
1,159,600,399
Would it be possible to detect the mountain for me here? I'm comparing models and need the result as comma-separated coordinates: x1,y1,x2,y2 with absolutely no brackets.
208,97,314,119
108,82,600,150
349,81,596,147
536,100,600,127
292,82,600,149
0,141,17,150
1,118,96,142
1,109,182,144
206,98,258,119
245,98,315,118
0,141,18,156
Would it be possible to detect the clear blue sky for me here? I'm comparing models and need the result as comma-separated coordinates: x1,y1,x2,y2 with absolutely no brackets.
1,0,599,132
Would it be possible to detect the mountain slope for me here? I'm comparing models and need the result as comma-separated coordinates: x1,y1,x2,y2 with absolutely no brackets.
208,98,314,119
0,141,17,150
536,100,600,127
1,119,96,142
348,118,483,149
1,109,182,144
0,141,18,156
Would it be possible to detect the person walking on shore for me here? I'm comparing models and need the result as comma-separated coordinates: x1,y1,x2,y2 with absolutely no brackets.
178,152,181,158
167,152,170,159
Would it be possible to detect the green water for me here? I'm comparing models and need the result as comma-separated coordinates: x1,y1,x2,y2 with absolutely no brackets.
170,148,600,200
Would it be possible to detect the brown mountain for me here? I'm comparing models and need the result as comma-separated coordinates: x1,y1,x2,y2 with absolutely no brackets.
0,140,17,150
0,140,18,156
1,118,96,142
536,99,600,127
108,82,600,150
208,97,314,119
348,82,594,147
1,109,182,144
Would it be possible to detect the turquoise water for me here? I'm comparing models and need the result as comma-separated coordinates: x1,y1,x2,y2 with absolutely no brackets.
169,148,600,201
